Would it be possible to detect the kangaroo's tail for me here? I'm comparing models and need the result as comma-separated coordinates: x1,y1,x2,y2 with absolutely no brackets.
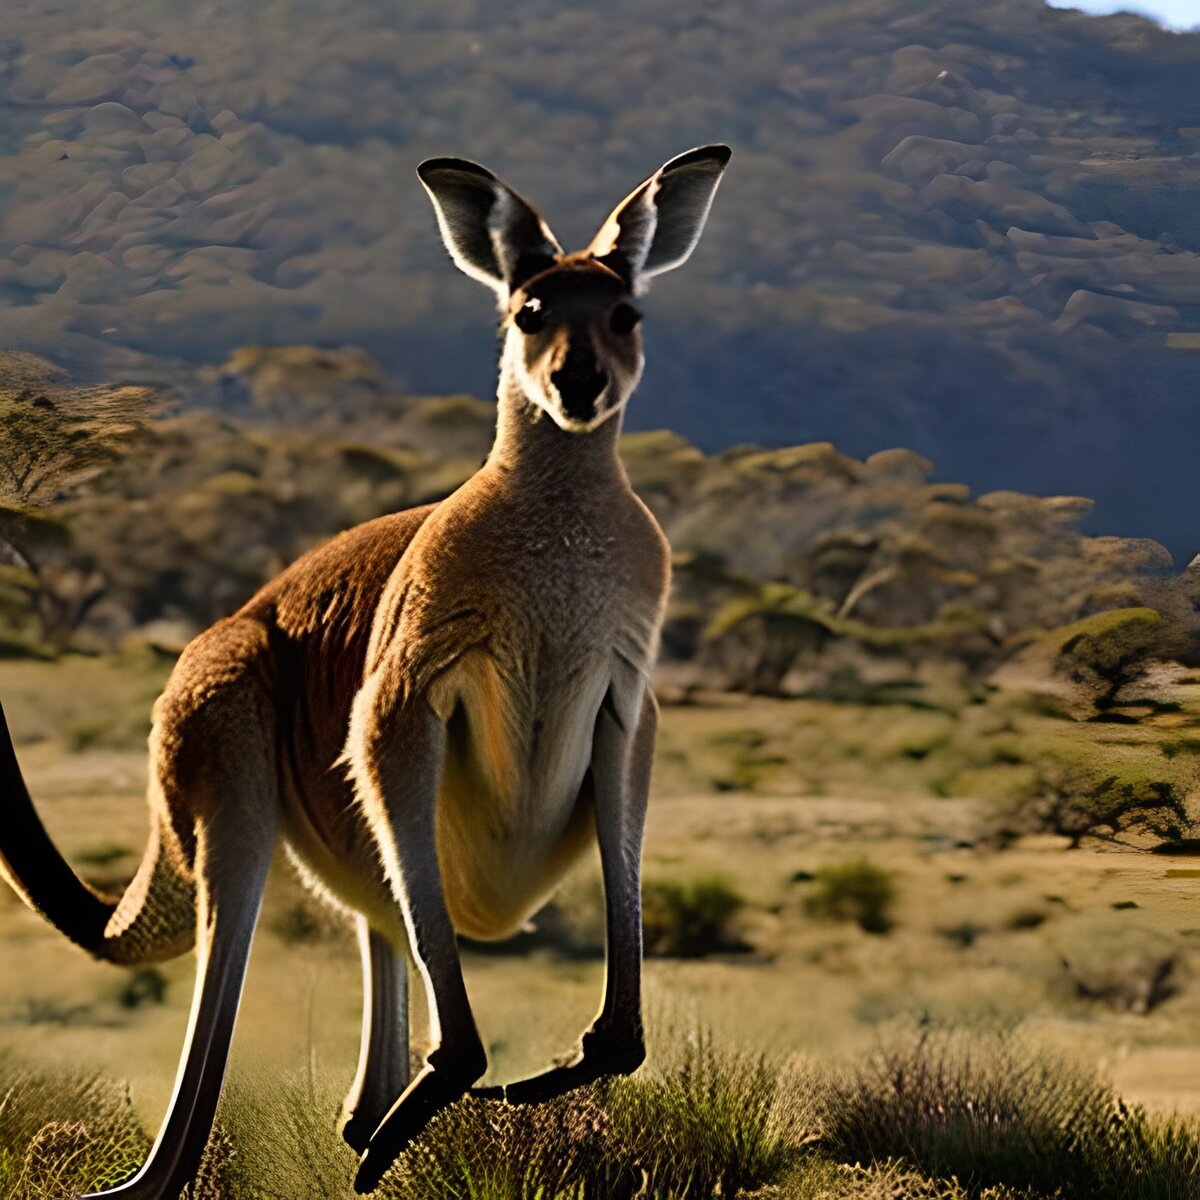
0,699,195,965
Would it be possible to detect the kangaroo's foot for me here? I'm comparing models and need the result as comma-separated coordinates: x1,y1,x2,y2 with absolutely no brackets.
342,1107,380,1156
353,1047,485,1194
502,1021,645,1106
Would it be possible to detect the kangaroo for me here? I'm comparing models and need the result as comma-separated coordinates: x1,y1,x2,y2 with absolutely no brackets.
0,143,730,1197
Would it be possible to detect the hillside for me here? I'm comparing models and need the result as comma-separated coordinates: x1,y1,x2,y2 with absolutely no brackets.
1,0,1200,553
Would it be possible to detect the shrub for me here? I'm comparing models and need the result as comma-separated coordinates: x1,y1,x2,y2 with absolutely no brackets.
118,966,169,1009
816,1030,1200,1199
1053,916,1179,1015
937,922,984,949
270,898,348,945
384,1031,798,1199
470,870,754,964
215,1032,800,1200
641,876,749,957
3,1031,1199,1199
803,860,897,934
1066,952,1176,1015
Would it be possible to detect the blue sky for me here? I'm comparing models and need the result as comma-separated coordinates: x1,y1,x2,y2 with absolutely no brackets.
1046,0,1200,28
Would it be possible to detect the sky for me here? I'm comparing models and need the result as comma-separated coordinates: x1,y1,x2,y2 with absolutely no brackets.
1047,0,1200,28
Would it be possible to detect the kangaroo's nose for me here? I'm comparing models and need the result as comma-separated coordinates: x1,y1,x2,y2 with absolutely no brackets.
551,352,608,423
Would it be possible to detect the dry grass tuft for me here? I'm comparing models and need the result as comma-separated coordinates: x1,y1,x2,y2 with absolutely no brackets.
816,1029,1200,1199
2,1028,1198,1198
0,1050,148,1196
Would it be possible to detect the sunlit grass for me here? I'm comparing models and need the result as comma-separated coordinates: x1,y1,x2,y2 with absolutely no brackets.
817,1029,1200,1199
3,1027,1198,1199
0,1049,147,1198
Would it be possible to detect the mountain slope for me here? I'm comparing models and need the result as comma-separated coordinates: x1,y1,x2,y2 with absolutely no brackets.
1,0,1199,551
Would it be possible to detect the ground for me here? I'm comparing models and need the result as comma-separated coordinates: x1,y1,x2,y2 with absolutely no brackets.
1,650,1198,1152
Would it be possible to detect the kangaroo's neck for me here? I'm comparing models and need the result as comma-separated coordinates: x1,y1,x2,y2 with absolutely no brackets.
486,369,627,491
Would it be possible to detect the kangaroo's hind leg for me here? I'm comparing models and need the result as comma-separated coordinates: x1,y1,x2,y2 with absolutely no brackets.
505,687,655,1105
342,919,410,1154
347,686,487,1194
84,665,279,1199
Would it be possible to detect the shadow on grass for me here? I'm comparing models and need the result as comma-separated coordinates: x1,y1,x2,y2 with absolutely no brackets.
1,1029,1198,1198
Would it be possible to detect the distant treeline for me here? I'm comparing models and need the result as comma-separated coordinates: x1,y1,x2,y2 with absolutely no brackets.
0,347,1194,721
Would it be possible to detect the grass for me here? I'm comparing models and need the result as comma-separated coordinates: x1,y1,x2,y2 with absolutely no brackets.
193,1030,800,1199
382,1033,796,1198
0,1049,148,1198
816,1029,1200,1199
3,1029,1198,1199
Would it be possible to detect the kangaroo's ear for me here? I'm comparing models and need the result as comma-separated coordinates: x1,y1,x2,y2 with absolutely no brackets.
417,158,562,299
588,144,731,291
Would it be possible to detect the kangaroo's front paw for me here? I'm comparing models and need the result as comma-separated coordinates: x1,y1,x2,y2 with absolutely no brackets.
354,1058,482,1194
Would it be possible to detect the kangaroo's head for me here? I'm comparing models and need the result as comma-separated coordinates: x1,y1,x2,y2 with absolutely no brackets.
417,145,730,433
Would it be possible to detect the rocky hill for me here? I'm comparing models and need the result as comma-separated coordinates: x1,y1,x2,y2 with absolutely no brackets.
1,0,1200,554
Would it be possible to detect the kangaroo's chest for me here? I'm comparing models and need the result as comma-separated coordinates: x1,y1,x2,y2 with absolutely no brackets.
395,491,665,704
425,579,650,811
419,552,658,938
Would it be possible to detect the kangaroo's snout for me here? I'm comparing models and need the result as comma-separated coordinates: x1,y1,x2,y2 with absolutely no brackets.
551,345,608,422
552,367,608,421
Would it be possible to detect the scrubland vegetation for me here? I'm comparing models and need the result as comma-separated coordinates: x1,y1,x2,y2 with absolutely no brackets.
2,614,1200,1194
3,0,1200,1193
5,348,1200,749
4,1030,1200,1198
4,345,1200,1194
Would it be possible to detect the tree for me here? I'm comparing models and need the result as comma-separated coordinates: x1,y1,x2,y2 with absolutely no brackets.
983,759,1195,851
0,376,156,650
1055,607,1173,710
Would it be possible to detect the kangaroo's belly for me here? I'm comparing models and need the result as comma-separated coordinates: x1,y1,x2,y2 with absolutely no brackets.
427,645,610,940
280,635,648,943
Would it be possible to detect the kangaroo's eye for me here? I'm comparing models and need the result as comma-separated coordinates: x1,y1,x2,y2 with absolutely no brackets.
514,298,547,334
610,302,641,336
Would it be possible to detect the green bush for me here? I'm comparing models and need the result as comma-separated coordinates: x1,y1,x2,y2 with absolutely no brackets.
217,1033,799,1200
642,876,748,957
118,967,169,1010
270,898,348,946
1054,608,1171,709
983,760,1194,851
803,860,897,934
393,1040,793,1198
